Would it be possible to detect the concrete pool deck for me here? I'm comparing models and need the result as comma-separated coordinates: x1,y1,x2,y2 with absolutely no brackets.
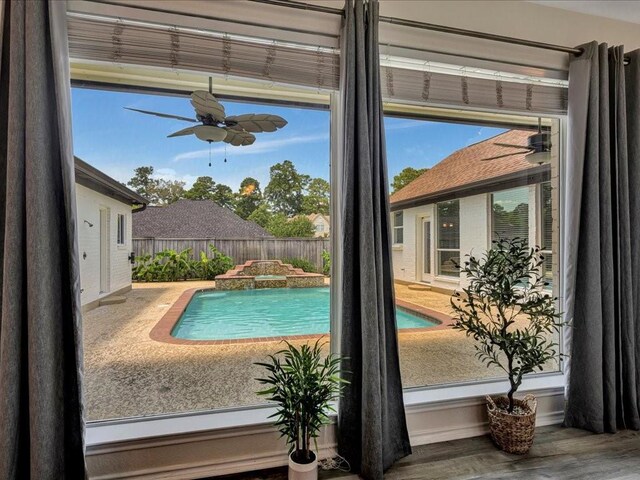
83,280,559,421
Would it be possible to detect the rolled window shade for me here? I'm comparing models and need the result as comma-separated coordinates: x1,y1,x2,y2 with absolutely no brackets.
381,66,568,114
67,15,340,91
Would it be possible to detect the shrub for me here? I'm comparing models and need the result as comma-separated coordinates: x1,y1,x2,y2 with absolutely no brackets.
281,257,317,273
132,245,234,282
321,249,331,276
196,245,235,280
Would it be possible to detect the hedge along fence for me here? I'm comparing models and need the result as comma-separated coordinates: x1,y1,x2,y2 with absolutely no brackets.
133,237,331,273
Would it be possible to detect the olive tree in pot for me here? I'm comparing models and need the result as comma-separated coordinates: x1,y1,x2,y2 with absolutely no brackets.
255,340,346,480
451,237,563,454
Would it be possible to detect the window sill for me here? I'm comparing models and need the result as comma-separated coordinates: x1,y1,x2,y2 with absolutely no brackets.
85,371,565,447
392,244,403,251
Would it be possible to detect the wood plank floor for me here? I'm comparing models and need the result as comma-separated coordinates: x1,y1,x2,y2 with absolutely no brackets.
216,426,640,479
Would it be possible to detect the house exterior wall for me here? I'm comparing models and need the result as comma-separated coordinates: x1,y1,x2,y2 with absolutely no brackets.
76,184,133,307
392,185,542,290
311,215,330,238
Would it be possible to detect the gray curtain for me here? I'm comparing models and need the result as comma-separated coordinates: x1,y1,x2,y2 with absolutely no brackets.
564,42,640,433
337,1,411,478
0,0,87,478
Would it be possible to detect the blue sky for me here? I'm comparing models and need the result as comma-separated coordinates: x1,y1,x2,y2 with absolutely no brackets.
71,87,505,190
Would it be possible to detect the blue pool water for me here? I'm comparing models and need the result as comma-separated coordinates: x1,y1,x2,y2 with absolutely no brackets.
171,287,438,340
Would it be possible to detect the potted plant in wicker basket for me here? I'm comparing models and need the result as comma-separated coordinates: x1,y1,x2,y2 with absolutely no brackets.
255,340,346,480
451,237,563,454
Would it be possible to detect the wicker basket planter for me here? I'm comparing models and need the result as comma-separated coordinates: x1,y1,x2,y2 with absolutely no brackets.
486,394,537,454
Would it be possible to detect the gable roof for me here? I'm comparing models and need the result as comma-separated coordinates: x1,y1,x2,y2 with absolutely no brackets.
74,156,148,206
389,130,550,209
132,199,272,239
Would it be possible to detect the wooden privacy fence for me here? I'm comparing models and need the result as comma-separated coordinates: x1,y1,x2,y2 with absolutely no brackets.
133,237,330,272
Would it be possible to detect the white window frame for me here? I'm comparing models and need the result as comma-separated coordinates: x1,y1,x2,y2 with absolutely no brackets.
77,76,567,449
116,213,126,246
393,210,404,245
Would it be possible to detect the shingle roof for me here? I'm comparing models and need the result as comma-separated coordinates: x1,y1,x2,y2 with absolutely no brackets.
132,199,272,239
390,130,544,206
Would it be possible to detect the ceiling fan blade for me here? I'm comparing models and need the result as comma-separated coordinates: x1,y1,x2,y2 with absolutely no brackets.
481,151,531,161
124,107,197,123
190,90,226,121
167,126,197,138
494,142,534,149
222,128,256,146
226,114,288,133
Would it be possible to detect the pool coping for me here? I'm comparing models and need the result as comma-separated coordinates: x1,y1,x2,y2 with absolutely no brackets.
149,287,455,346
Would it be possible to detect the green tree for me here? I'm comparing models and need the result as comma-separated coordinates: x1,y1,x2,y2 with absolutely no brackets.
235,177,263,219
211,184,235,210
154,179,186,205
301,178,330,215
391,167,428,193
264,160,310,216
127,166,159,203
184,176,216,200
266,214,315,237
247,203,271,228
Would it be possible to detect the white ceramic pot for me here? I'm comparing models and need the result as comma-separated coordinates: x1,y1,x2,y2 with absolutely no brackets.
288,451,317,480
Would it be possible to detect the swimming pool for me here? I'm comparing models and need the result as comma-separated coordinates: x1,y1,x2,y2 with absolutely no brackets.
170,287,438,341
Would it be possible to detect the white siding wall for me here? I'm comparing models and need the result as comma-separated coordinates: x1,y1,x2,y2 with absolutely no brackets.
393,188,551,290
76,184,133,306
392,193,491,290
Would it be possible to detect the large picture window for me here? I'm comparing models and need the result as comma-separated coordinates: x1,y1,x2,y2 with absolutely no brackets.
73,85,331,421
436,200,460,277
385,112,561,391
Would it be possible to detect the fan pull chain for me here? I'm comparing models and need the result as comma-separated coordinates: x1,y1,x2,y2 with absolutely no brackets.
208,141,212,167
224,144,227,163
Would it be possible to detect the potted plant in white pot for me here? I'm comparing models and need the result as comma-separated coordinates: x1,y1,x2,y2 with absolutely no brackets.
451,237,563,454
255,340,346,479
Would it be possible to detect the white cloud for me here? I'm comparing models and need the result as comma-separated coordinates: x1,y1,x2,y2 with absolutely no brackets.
152,168,199,188
173,133,329,162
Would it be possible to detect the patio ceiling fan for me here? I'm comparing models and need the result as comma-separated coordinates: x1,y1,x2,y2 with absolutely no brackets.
124,79,287,164
480,118,552,165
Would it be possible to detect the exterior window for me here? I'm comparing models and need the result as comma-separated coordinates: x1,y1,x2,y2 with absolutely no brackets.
491,186,529,244
540,182,553,287
436,200,459,277
116,214,125,245
316,223,324,232
393,211,404,244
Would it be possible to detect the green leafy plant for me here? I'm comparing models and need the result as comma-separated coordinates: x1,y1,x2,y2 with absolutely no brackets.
255,340,347,464
132,245,234,282
321,249,331,276
281,257,317,273
196,245,235,280
451,237,563,413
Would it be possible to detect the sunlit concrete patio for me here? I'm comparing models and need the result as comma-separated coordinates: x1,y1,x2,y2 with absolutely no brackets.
83,281,558,421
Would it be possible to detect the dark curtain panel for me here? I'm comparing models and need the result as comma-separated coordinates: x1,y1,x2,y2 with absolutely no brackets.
0,0,87,478
564,42,640,433
337,1,411,478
